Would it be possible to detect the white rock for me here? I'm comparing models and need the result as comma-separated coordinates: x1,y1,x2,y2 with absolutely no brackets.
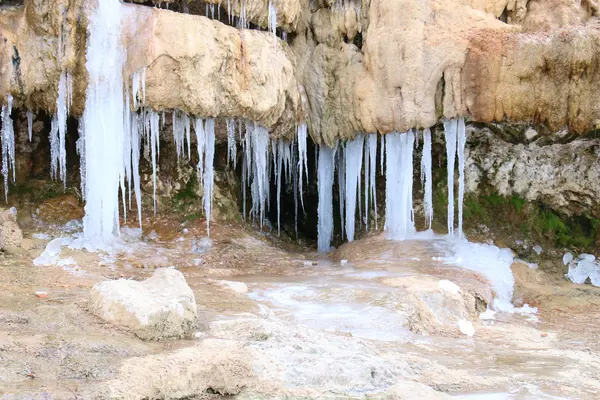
458,319,475,337
88,268,197,340
217,280,248,294
524,128,538,140
533,245,543,255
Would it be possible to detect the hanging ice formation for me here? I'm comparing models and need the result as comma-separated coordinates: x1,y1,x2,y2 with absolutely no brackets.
194,119,216,235
337,146,345,240
364,134,378,230
268,0,277,48
50,71,71,188
443,119,458,237
317,144,336,252
297,123,308,211
457,119,466,239
81,0,126,241
172,110,192,161
344,134,364,242
1,95,14,202
384,130,415,240
272,136,293,235
226,118,237,168
27,111,33,142
420,128,433,229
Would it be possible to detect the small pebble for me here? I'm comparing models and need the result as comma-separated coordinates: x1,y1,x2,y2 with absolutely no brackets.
35,291,48,299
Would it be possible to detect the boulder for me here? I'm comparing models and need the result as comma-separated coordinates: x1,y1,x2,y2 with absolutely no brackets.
88,268,197,340
0,207,23,251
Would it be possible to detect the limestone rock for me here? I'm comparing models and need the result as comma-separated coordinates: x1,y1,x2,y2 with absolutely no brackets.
0,207,23,251
105,339,254,399
88,268,197,340
465,126,600,217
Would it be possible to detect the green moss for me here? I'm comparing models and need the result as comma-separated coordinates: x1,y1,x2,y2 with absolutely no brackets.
460,190,598,252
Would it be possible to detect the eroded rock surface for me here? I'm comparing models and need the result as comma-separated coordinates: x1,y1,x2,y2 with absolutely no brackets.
88,268,197,340
466,125,600,217
0,207,22,250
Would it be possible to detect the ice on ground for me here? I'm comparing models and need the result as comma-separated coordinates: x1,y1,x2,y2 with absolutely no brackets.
440,238,516,312
566,253,600,286
439,279,461,295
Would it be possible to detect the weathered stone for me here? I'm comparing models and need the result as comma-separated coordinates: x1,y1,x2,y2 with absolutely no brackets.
465,126,600,217
0,207,23,250
88,268,197,340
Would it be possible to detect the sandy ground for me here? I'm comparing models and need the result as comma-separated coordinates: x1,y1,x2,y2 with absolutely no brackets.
1,208,600,399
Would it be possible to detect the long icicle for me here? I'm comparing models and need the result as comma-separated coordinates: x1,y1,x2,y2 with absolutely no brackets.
457,118,466,239
344,134,364,242
317,144,336,252
368,134,378,230
443,119,458,236
203,119,216,235
385,131,415,240
421,128,433,230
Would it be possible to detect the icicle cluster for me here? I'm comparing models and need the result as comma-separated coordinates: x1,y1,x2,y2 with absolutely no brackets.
443,118,467,238
195,119,216,235
384,130,415,240
1,95,14,202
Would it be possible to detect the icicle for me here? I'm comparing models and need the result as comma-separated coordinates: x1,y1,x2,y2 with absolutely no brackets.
242,121,251,221
226,118,237,168
204,119,216,235
420,128,433,229
364,135,370,230
27,111,33,142
318,145,335,252
443,119,458,236
457,118,466,239
131,113,142,228
337,146,345,240
292,138,299,238
49,116,59,180
195,118,205,188
149,110,159,216
184,113,191,160
81,0,126,240
250,123,269,229
275,139,286,235
56,71,68,188
297,123,308,211
1,95,15,202
344,134,364,242
172,110,185,161
268,0,277,49
76,121,86,201
384,131,415,240
380,134,384,176
368,134,378,230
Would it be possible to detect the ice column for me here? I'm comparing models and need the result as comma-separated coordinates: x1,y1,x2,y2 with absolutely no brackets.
81,0,126,241
317,145,335,252
384,131,415,240
344,134,364,242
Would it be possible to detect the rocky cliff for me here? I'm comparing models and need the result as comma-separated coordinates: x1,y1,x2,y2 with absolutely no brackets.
0,0,597,143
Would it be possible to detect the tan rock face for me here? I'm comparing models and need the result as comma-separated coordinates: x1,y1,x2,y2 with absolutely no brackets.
0,0,599,145
0,207,23,251
121,5,300,136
